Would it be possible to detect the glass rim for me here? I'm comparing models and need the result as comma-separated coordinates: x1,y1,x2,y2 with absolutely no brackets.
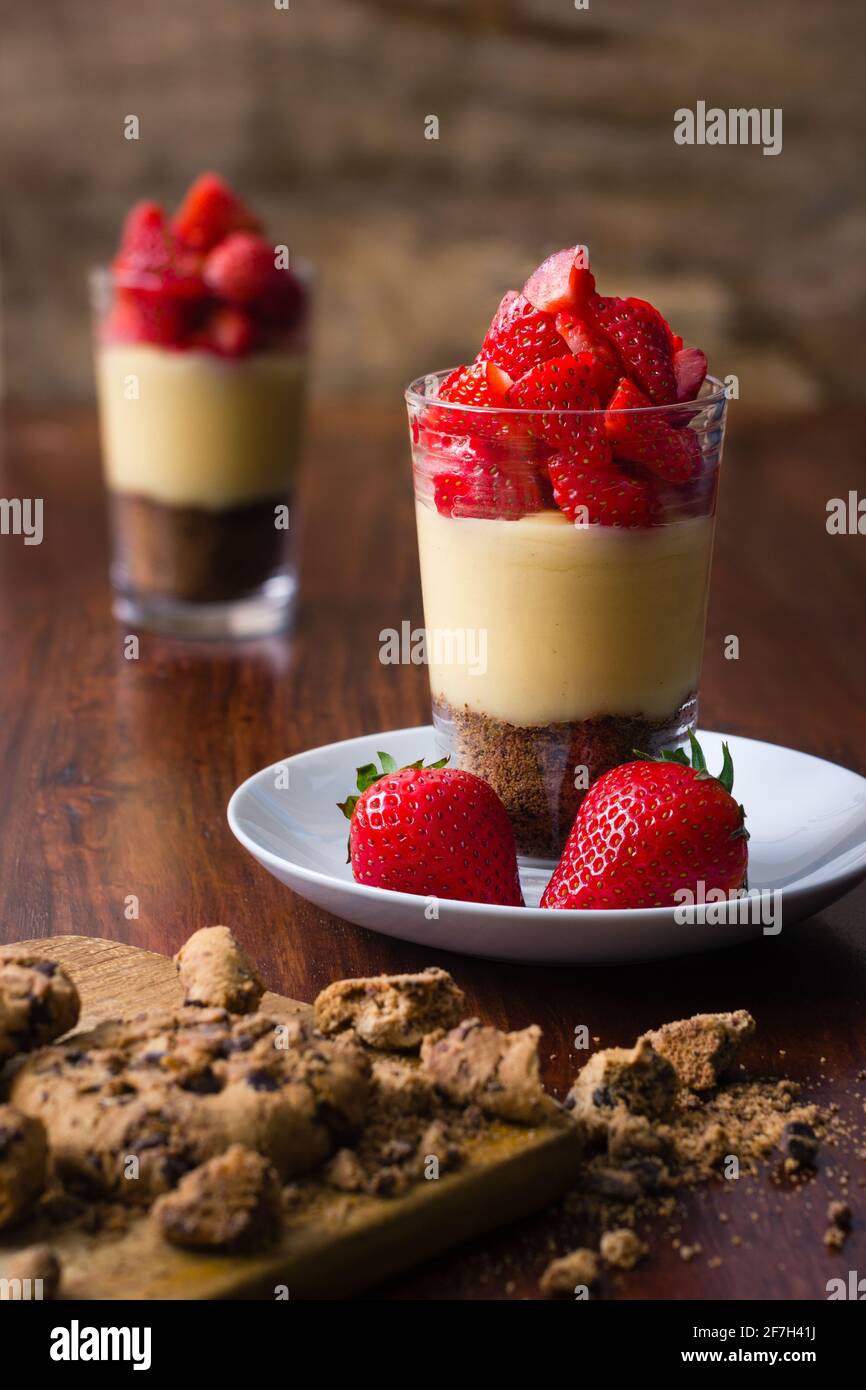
405,367,727,418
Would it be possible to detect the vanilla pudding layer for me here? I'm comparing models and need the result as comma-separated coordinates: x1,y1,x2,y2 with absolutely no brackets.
96,345,307,510
415,503,715,726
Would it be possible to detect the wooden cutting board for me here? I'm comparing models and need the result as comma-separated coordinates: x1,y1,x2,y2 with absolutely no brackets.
0,935,581,1300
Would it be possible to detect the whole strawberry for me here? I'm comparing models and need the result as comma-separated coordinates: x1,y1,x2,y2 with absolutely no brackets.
339,753,524,906
541,735,748,910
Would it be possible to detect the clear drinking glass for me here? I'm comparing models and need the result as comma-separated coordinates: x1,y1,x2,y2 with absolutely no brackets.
90,264,311,639
407,372,727,860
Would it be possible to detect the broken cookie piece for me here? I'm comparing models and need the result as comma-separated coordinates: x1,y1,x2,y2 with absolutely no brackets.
420,1019,558,1125
153,1144,282,1251
600,1227,648,1270
0,953,80,1061
173,925,264,1014
370,1055,436,1115
642,1010,755,1092
0,1105,48,1230
314,967,466,1051
540,1247,599,1297
566,1038,678,1124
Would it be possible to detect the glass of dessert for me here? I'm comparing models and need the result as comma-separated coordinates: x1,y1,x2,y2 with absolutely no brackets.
407,246,727,861
91,174,310,638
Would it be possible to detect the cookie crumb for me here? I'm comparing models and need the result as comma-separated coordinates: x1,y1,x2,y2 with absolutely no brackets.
600,1227,648,1270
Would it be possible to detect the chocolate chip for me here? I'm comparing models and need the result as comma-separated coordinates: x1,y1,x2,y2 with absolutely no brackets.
180,1068,221,1095
33,961,58,977
245,1069,280,1092
592,1086,615,1109
584,1166,642,1200
782,1121,819,1168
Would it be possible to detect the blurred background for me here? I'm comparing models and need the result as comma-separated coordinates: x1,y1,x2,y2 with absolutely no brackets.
2,0,863,410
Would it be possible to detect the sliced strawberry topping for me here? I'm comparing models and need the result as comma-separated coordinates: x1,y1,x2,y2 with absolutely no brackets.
523,245,590,315
198,307,257,358
509,353,605,449
565,270,677,406
605,377,702,482
173,173,261,253
101,291,191,348
555,314,620,404
588,296,677,405
480,291,563,378
113,201,205,300
430,359,527,444
432,437,546,521
547,451,655,528
439,359,510,407
673,346,708,402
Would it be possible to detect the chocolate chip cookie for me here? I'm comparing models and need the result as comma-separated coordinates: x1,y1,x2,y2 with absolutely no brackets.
314,967,466,1051
641,1010,755,1092
0,1104,48,1229
10,1007,370,1201
420,1018,558,1125
174,925,264,1015
566,1038,678,1125
0,953,80,1062
153,1145,282,1251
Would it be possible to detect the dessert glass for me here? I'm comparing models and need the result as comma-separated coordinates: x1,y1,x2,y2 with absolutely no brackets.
91,266,310,639
407,372,728,860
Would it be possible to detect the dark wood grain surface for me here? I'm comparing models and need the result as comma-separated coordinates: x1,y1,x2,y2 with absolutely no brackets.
1,403,865,1301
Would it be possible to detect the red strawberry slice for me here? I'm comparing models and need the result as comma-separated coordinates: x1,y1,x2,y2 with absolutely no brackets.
590,296,677,405
547,451,655,528
100,293,189,349
432,437,546,521
523,244,590,315
605,378,701,482
480,291,564,377
673,347,708,402
430,358,525,444
113,201,205,299
438,358,511,407
567,270,677,406
509,353,604,449
173,173,261,253
203,233,304,326
198,306,257,358
555,314,621,404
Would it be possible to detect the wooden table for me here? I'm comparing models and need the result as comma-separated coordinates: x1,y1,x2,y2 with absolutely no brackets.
2,404,865,1300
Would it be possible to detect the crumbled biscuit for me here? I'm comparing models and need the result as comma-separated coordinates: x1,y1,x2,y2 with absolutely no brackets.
420,1019,558,1125
174,926,264,1015
566,1038,678,1122
370,1055,436,1115
540,1247,600,1297
0,953,80,1061
600,1227,648,1270
11,1009,370,1199
642,1011,755,1092
153,1145,282,1250
314,968,466,1051
0,1105,48,1230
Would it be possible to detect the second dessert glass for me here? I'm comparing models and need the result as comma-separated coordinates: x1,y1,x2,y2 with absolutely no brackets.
408,374,727,860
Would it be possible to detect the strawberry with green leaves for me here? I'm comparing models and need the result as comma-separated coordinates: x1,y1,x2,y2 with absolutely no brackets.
339,754,524,906
541,734,748,910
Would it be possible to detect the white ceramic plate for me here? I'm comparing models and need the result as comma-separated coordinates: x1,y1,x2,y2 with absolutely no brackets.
227,726,866,964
